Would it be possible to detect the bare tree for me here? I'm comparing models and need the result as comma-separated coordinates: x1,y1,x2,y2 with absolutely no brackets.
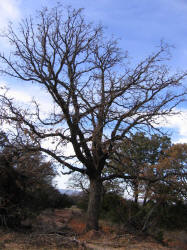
0,5,186,230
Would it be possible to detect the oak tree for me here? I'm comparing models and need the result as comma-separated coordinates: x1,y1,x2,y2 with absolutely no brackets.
0,5,186,230
110,133,171,203
148,143,187,203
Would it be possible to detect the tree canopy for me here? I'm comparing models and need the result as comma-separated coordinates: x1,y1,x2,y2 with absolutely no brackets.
0,130,61,227
108,133,171,202
0,4,187,230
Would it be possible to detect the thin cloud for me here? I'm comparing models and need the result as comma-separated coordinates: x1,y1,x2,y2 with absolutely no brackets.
156,109,187,143
0,0,21,48
0,81,31,103
0,0,21,27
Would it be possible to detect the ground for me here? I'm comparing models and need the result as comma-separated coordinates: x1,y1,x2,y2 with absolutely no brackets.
0,208,187,249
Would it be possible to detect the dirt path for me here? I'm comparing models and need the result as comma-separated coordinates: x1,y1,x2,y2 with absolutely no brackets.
0,208,187,249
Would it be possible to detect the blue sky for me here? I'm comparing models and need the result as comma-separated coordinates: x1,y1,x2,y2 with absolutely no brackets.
0,0,187,187
23,0,187,68
1,0,187,66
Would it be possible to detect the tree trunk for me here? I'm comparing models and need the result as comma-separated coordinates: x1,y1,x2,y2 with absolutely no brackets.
133,180,139,203
86,177,102,231
143,195,147,206
143,184,150,206
134,193,138,204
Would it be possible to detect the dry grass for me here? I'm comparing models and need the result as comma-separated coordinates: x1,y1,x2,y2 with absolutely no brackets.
0,230,83,250
0,208,187,249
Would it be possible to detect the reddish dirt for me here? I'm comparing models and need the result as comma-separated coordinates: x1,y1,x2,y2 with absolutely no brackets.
0,208,187,249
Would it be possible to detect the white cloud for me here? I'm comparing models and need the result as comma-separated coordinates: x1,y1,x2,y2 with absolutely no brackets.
0,81,55,114
0,81,32,103
156,109,187,143
53,174,70,189
9,89,32,103
0,0,21,27
0,0,21,48
0,81,7,89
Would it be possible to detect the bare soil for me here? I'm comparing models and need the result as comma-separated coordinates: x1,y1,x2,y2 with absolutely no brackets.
0,208,187,249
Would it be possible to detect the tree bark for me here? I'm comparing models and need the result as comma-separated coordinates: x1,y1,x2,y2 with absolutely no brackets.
143,195,147,206
133,180,139,204
143,184,150,206
86,177,102,231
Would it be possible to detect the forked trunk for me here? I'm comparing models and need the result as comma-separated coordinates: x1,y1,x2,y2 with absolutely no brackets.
86,177,102,231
